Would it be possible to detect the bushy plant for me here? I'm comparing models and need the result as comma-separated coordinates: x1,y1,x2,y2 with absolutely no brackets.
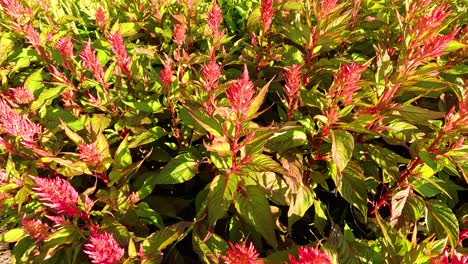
0,0,467,263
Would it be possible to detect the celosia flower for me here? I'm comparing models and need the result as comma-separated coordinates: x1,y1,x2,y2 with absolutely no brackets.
32,176,80,217
128,192,139,205
159,53,173,89
80,39,106,87
10,86,34,104
95,6,107,29
84,231,125,264
225,65,255,118
22,214,50,241
221,242,264,264
23,24,41,47
173,22,186,48
413,4,451,39
417,29,459,61
79,143,102,164
202,59,221,92
260,0,275,32
108,29,131,76
288,246,331,264
283,64,302,100
0,0,25,21
318,0,338,20
56,37,74,60
0,99,42,144
208,0,223,37
334,63,367,105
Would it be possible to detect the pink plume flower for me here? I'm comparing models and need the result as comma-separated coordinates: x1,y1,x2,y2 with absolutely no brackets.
10,86,34,104
173,22,187,48
208,0,223,37
32,176,80,217
79,143,102,165
202,59,221,92
283,64,302,100
108,29,131,77
318,0,338,20
80,39,106,87
335,63,367,105
56,37,74,60
23,24,41,47
221,242,264,264
0,0,26,21
84,231,125,264
159,53,174,89
260,0,275,32
225,65,255,118
95,7,107,30
0,99,42,144
22,214,50,241
288,246,331,264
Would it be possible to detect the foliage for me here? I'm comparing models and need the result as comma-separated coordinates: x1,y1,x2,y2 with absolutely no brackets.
0,0,467,263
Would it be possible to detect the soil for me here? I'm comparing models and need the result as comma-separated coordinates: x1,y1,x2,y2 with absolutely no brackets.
0,227,12,264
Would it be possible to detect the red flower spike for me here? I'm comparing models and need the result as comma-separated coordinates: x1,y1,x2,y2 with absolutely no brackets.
173,22,186,48
79,143,102,165
0,99,42,144
221,242,264,264
31,176,80,217
95,6,107,29
80,39,106,87
288,246,331,264
414,4,451,38
260,0,275,32
283,64,302,100
108,29,131,77
335,63,368,105
84,231,125,264
318,0,338,20
225,64,255,118
22,214,50,241
0,0,25,21
23,24,41,47
208,0,223,37
202,59,221,92
10,87,34,104
56,37,74,60
160,53,174,89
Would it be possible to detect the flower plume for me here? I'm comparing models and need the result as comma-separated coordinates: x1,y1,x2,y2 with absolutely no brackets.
288,246,331,264
208,0,223,37
84,231,125,264
221,242,264,264
32,176,80,217
108,29,131,77
225,64,255,118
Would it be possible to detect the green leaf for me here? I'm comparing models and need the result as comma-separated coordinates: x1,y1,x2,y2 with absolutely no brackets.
121,99,163,113
390,186,410,227
287,185,315,229
246,154,289,175
234,185,277,248
0,228,26,243
331,130,354,173
114,135,132,169
142,222,192,257
425,200,459,248
135,202,165,229
24,68,44,93
245,78,273,120
40,226,79,260
112,22,143,37
398,105,445,122
60,119,85,146
186,106,224,138
30,86,66,111
265,127,308,153
138,151,199,199
192,229,228,263
0,33,15,65
339,162,368,217
207,174,239,225
128,127,166,148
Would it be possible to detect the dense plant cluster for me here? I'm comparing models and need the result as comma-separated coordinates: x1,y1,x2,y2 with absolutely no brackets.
0,0,467,263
